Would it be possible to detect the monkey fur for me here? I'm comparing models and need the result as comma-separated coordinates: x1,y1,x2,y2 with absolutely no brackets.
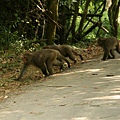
43,45,83,64
14,49,70,80
97,37,120,60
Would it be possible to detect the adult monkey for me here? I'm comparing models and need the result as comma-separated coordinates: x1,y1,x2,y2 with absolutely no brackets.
97,37,120,60
14,49,70,80
43,45,84,64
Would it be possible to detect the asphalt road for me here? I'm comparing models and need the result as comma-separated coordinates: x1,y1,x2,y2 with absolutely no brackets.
0,55,120,120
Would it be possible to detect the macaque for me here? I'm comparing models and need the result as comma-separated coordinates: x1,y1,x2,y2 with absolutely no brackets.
14,49,70,80
97,37,120,60
43,45,84,64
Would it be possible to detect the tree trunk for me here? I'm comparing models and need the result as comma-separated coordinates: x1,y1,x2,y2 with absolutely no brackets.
71,0,81,43
108,0,119,37
76,0,92,40
46,0,59,45
58,5,66,44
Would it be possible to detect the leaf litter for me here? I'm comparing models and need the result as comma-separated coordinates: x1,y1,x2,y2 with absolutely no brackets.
0,43,102,101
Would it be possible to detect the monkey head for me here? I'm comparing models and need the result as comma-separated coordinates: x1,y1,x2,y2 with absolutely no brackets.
97,38,104,46
22,52,33,64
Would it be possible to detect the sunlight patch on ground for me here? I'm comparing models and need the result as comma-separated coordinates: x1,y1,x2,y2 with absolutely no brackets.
86,95,120,100
0,110,24,118
94,81,107,84
85,69,101,72
52,68,101,77
71,117,88,120
0,110,23,114
102,75,120,80
110,88,120,93
116,58,120,60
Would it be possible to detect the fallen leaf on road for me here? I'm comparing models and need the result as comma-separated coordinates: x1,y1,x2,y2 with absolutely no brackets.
106,74,114,77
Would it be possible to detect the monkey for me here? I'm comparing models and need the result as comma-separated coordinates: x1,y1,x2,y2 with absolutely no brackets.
14,49,70,80
97,37,120,60
43,45,84,64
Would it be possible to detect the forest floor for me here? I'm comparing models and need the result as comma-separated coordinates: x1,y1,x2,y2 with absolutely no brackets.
0,43,103,102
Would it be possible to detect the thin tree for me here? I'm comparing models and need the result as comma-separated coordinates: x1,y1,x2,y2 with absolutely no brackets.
46,0,59,45
76,0,92,40
108,0,120,37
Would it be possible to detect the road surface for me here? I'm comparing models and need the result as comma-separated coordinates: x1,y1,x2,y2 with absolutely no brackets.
0,54,120,120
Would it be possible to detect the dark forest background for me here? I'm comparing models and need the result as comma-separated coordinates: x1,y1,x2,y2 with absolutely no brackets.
0,0,120,50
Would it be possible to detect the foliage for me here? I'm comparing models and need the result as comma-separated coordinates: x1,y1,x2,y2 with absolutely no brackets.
0,0,119,49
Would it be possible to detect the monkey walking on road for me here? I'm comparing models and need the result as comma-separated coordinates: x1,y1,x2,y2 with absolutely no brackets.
43,44,84,64
97,37,120,61
14,49,70,80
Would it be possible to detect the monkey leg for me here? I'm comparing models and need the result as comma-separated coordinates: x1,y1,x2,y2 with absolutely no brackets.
53,61,64,70
102,49,109,60
57,57,70,69
56,52,70,68
61,57,70,68
79,54,84,60
73,50,84,61
46,63,53,75
46,56,55,75
14,64,28,80
116,43,120,54
68,52,76,64
72,50,84,62
110,49,115,59
107,54,112,59
38,63,49,77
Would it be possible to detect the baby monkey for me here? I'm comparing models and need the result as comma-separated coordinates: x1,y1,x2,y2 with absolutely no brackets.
97,37,120,60
14,49,70,80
